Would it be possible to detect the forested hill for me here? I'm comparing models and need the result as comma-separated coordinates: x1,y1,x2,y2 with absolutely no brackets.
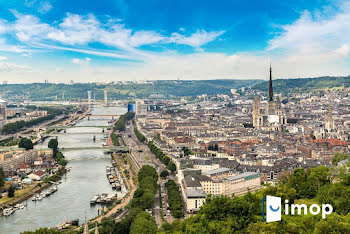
0,79,262,101
253,76,350,94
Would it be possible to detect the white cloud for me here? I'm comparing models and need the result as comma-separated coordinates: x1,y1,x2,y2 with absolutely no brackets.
169,30,225,48
47,13,99,45
0,56,7,60
38,2,53,14
0,61,31,72
72,57,91,64
268,2,350,55
11,10,51,41
334,44,350,57
4,3,350,83
2,12,224,53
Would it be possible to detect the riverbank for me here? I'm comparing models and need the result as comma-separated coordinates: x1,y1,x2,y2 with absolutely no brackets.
0,168,66,209
0,106,128,234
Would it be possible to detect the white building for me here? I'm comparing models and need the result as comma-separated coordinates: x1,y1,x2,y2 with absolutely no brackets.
136,100,147,116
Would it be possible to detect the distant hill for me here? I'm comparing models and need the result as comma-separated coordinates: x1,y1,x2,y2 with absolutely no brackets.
0,79,262,101
253,76,350,94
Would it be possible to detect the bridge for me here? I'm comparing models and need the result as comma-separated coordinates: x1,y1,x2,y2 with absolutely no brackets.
59,146,129,153
86,115,121,117
47,125,110,129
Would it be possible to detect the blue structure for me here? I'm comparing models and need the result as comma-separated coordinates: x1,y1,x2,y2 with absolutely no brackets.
127,103,135,112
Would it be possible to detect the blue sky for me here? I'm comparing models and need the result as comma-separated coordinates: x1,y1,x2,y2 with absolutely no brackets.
0,0,349,83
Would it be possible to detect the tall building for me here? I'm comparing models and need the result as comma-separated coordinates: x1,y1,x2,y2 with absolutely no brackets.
267,65,276,115
104,90,108,105
252,66,287,131
87,90,92,105
136,100,147,116
325,102,334,131
0,99,6,130
252,96,261,128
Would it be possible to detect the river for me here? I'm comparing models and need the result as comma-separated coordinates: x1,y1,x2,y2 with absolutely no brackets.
0,106,127,234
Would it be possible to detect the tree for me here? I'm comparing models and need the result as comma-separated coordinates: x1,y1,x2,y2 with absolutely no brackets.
130,212,157,234
0,167,4,187
332,152,349,166
8,185,15,197
166,180,184,218
21,227,61,234
208,144,218,151
160,170,169,178
19,138,33,151
182,147,192,156
167,161,176,173
138,165,158,185
55,151,67,166
48,138,58,156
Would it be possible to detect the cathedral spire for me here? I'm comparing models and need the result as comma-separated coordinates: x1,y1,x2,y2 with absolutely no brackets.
269,65,273,102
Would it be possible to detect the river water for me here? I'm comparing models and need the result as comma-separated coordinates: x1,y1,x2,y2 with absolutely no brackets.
0,106,127,234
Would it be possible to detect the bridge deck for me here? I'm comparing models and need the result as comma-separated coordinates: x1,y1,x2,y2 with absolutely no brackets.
59,146,129,152
87,115,120,117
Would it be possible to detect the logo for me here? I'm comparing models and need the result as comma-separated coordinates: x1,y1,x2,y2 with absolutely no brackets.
263,195,281,222
262,195,333,223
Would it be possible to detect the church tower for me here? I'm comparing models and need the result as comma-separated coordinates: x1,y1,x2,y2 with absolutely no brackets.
325,102,334,131
269,65,273,102
253,96,261,128
267,65,276,115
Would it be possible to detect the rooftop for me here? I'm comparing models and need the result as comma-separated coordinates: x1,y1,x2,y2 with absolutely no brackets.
226,172,259,181
203,167,230,175
186,188,206,198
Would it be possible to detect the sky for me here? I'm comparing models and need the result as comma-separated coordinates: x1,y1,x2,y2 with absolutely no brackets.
0,0,350,83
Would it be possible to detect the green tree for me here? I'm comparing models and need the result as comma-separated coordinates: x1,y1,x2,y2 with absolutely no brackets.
332,153,349,165
160,170,169,178
114,208,142,234
314,213,350,233
55,151,67,166
0,167,4,187
130,212,157,234
166,180,184,218
48,138,58,156
18,138,33,151
208,144,218,151
167,161,176,173
8,185,15,197
138,165,158,185
21,227,61,234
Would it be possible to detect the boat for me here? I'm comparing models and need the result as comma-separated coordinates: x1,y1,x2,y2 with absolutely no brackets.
50,186,58,193
3,208,14,216
32,194,40,201
114,181,121,190
90,195,100,205
14,204,25,210
99,193,113,204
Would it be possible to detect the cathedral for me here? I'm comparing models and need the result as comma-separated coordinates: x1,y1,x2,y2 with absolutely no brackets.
252,66,287,131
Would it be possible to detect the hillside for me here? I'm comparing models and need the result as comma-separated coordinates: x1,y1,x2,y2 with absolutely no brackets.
0,79,262,101
253,76,350,94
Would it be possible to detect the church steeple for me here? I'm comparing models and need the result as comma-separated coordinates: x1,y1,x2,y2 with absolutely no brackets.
269,65,273,102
